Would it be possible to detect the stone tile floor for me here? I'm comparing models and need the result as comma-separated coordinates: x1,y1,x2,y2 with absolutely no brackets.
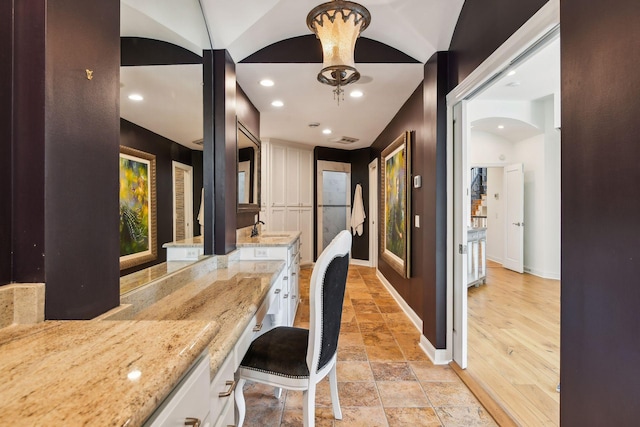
240,265,496,426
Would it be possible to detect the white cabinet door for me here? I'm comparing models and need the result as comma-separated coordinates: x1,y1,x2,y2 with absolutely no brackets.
271,144,287,207
286,148,301,206
270,207,286,231
298,149,314,207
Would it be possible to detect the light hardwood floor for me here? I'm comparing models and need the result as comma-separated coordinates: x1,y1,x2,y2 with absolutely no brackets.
466,260,560,426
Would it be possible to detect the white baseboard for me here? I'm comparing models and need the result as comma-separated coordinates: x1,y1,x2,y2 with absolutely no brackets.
523,266,560,280
375,270,422,331
375,270,451,365
350,258,371,267
419,335,451,365
486,256,503,265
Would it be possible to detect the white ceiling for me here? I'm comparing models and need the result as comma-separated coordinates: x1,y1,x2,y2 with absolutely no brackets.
471,37,560,142
120,0,465,150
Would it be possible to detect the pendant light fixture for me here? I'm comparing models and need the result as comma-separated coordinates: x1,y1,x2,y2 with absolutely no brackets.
307,0,371,104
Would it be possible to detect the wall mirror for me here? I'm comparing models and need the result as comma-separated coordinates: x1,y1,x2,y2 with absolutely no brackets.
119,0,211,293
237,122,261,213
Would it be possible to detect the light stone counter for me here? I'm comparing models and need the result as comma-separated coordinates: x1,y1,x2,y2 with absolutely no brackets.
0,319,218,426
130,260,286,378
162,235,203,248
0,258,286,426
236,230,300,247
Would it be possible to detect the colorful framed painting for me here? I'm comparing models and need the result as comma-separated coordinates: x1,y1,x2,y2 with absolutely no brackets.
119,146,157,270
380,131,411,278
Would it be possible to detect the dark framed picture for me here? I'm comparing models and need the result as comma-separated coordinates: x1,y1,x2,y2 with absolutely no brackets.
119,146,157,270
380,131,411,278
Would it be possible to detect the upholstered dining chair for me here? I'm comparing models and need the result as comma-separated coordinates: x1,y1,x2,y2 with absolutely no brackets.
235,230,352,427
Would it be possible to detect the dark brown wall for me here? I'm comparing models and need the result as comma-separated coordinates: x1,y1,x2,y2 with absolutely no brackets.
12,0,46,283
449,0,548,85
236,83,261,229
119,119,198,276
44,0,120,318
423,52,452,348
371,85,425,326
560,0,640,424
0,1,13,284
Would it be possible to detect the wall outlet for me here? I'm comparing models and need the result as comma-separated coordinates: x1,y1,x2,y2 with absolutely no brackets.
255,248,268,258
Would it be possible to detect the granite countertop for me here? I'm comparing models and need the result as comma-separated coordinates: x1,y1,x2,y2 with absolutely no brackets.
162,235,203,248
0,259,286,426
0,319,218,426
236,230,300,247
132,260,286,377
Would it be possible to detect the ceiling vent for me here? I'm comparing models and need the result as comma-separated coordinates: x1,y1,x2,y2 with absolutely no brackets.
330,136,359,145
193,138,204,146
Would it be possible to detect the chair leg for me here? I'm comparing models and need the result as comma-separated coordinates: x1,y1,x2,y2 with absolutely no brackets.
235,378,247,427
302,383,316,427
328,363,342,420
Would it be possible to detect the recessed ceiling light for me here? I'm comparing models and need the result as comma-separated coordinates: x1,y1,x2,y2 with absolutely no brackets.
271,100,284,107
322,129,332,135
260,79,274,87
128,94,144,101
498,125,505,129
507,70,517,76
350,90,363,98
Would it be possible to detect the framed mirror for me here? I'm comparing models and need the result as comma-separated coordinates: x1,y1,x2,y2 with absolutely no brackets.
237,121,261,213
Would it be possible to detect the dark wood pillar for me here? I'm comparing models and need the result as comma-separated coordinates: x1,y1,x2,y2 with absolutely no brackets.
212,50,237,254
4,0,120,319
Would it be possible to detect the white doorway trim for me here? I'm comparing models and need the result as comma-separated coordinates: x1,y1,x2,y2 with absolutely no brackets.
445,0,560,364
368,159,378,268
172,161,194,242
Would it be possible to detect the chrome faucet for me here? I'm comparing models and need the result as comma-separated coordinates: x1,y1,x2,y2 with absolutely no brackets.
251,220,265,237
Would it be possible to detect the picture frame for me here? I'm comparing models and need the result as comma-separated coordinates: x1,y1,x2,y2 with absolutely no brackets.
119,146,157,270
380,131,411,278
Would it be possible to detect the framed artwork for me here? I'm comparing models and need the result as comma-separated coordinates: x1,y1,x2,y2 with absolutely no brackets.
119,146,157,270
380,131,411,278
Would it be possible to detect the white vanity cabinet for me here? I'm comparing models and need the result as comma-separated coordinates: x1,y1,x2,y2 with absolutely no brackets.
238,237,300,327
144,353,211,427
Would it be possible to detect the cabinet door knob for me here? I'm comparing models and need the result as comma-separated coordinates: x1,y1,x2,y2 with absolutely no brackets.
274,288,281,294
284,293,289,299
185,417,201,427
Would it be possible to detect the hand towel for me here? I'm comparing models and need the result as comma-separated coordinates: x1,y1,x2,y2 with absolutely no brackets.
350,183,366,236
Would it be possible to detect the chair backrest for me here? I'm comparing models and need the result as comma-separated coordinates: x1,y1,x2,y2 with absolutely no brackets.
307,230,352,375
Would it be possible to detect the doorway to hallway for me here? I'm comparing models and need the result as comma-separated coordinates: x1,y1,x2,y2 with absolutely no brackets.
448,9,561,424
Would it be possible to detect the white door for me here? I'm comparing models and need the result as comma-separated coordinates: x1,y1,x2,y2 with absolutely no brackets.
368,159,378,268
172,161,194,242
503,163,524,273
453,101,470,369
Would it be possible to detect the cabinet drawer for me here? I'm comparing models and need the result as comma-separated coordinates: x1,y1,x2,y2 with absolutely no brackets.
144,353,211,427
210,352,234,425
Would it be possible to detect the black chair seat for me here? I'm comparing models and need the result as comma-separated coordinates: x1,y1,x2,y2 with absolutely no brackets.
240,326,310,379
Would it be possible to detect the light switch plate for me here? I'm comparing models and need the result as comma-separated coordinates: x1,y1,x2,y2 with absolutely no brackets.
414,215,420,228
413,175,422,188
